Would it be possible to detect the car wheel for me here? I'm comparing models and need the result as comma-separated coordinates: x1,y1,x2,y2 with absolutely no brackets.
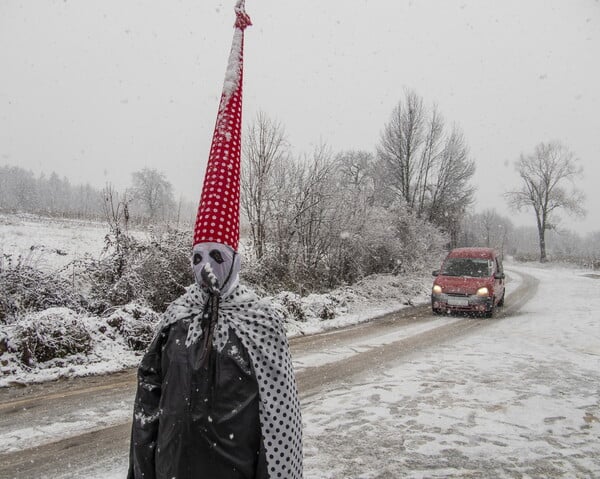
432,306,442,315
497,291,505,307
484,302,495,318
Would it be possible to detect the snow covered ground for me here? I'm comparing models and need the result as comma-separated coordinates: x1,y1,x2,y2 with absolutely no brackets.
9,261,593,479
2,215,599,477
0,213,108,271
300,263,600,478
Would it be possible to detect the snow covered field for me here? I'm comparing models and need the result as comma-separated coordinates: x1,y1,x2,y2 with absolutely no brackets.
0,213,109,271
6,261,592,479
2,215,599,478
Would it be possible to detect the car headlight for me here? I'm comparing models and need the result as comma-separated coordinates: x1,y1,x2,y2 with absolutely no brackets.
476,287,489,297
432,285,442,294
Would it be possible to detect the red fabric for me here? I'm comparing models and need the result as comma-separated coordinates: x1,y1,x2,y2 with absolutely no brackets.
193,4,251,251
234,2,252,30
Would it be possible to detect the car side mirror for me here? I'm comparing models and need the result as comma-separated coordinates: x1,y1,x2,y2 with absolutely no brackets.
432,270,440,276
494,272,505,280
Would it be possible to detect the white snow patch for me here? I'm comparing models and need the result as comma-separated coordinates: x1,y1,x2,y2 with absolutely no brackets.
293,317,462,371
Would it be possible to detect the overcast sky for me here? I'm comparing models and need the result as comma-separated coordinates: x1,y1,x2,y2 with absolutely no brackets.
1,0,599,234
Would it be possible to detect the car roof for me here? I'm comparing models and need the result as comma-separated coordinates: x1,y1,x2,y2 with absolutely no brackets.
446,247,497,259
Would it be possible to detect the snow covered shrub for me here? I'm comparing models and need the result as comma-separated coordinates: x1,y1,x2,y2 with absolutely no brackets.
84,229,193,313
302,293,338,320
317,204,447,288
0,333,18,376
240,250,291,293
105,304,159,351
0,254,86,323
269,291,341,324
393,205,448,272
274,292,306,322
83,233,145,309
0,329,10,358
135,230,193,311
334,203,447,278
13,308,92,365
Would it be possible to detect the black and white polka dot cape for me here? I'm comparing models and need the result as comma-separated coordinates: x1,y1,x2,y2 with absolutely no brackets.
160,283,303,479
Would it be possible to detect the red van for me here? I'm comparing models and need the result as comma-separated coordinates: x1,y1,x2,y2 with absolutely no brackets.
431,247,505,317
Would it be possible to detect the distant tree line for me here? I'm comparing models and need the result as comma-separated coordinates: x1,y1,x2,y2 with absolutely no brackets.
0,165,196,227
457,208,598,268
0,166,105,219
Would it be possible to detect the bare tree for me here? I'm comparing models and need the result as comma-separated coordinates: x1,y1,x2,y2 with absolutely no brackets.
415,107,444,216
337,150,374,193
505,141,585,262
246,142,347,289
241,112,289,259
460,209,514,257
428,126,476,246
101,184,129,276
480,209,501,248
294,145,337,268
335,150,376,222
270,144,335,267
130,168,175,224
377,90,475,243
378,89,425,206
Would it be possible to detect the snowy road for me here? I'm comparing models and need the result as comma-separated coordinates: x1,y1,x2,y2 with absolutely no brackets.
2,303,456,478
301,264,600,478
1,264,598,478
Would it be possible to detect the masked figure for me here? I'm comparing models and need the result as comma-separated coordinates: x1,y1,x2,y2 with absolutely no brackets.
127,3,303,478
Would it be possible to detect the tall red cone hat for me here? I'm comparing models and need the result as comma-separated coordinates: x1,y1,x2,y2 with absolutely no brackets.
193,0,252,251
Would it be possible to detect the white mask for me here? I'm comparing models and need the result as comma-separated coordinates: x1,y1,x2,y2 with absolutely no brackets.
191,242,240,297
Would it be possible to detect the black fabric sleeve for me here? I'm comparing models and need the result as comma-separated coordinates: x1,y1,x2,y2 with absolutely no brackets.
127,329,167,479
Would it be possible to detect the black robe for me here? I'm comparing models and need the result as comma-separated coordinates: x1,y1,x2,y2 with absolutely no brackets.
128,284,302,479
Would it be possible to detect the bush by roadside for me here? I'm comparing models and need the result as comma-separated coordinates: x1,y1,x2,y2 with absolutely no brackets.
0,229,189,384
82,229,193,313
0,304,160,385
0,268,434,386
0,221,437,386
0,254,87,324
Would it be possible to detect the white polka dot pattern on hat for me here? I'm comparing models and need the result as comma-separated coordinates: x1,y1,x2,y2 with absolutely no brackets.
194,25,247,251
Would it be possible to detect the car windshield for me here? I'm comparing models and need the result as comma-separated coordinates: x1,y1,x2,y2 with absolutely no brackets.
441,258,492,277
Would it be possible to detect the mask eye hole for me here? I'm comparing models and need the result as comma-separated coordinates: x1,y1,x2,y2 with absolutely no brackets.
193,253,202,265
209,250,224,264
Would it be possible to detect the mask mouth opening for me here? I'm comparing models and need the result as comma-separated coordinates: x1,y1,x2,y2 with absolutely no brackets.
199,263,221,295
